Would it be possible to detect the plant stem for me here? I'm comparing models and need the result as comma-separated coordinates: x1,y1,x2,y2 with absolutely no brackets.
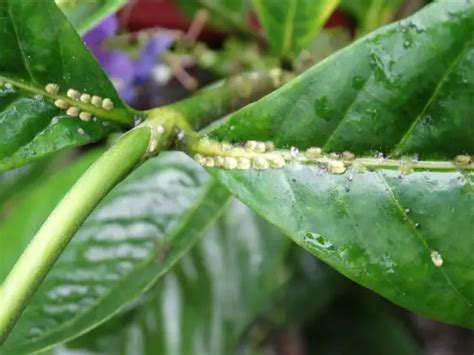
150,70,291,131
0,124,171,343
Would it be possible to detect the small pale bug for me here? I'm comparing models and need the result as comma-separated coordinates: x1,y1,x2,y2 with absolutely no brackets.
214,156,225,167
66,106,80,117
327,160,347,175
305,147,322,159
79,112,92,122
54,99,69,110
237,157,251,170
223,157,238,170
80,93,91,103
45,83,59,95
252,157,269,170
205,157,215,167
91,95,103,107
102,98,114,111
342,151,355,160
265,141,275,151
67,89,80,100
268,155,286,169
430,251,443,267
77,128,85,135
220,142,233,151
255,142,266,153
245,140,258,151
454,154,471,165
194,154,206,166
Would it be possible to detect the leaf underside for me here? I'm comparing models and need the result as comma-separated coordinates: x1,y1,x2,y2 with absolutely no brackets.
61,200,291,355
0,0,137,172
204,1,474,328
0,153,230,354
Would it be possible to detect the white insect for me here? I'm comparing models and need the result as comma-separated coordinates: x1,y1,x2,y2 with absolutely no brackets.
454,154,471,166
45,83,59,95
245,140,258,151
91,95,103,108
327,160,347,175
54,99,68,110
66,106,80,117
430,251,443,267
255,142,267,153
237,157,251,170
305,147,322,159
80,93,91,103
223,157,238,170
268,155,286,169
79,112,92,122
67,89,80,100
252,157,269,170
101,98,114,111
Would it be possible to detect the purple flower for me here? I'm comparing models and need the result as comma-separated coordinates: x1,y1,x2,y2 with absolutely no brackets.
83,15,173,104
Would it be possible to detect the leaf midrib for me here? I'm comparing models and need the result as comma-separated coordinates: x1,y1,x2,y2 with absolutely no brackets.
0,75,129,125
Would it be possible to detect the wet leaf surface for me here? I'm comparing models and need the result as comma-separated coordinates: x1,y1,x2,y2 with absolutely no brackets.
203,1,474,328
0,152,230,354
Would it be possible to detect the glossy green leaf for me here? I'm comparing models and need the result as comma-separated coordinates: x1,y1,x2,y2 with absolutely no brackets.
0,0,138,172
0,152,230,354
341,0,404,34
56,0,127,35
252,0,339,57
202,1,474,328
57,200,291,355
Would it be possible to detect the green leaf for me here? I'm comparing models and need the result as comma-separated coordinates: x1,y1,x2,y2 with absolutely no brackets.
57,200,291,355
0,152,230,354
341,0,404,34
252,0,340,57
0,0,138,172
0,149,103,284
198,1,474,328
56,0,127,35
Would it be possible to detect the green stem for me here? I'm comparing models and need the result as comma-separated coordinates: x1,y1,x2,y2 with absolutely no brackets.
150,70,290,131
0,124,171,343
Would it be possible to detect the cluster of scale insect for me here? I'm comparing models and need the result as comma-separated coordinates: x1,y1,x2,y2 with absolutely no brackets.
194,140,356,174
44,83,114,122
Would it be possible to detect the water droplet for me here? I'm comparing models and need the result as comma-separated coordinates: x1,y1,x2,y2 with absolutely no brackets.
303,232,334,251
